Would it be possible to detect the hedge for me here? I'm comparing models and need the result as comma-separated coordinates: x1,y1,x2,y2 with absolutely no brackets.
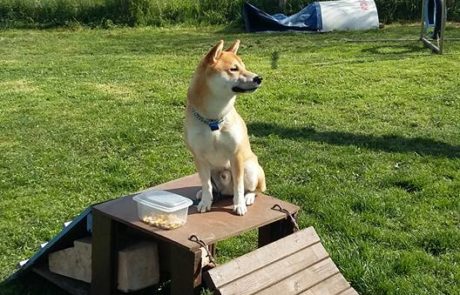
0,0,458,28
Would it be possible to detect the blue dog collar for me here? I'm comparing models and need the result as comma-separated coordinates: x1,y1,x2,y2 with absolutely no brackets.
192,108,224,131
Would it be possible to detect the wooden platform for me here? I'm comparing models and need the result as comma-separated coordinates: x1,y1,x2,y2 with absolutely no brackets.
204,227,358,295
94,174,299,250
91,174,300,295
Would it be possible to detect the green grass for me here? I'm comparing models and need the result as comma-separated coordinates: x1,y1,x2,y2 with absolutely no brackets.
1,24,460,294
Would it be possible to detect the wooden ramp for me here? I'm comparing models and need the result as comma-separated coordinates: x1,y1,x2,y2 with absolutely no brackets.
204,227,358,295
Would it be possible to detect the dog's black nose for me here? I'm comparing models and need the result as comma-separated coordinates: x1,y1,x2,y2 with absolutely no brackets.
253,76,263,85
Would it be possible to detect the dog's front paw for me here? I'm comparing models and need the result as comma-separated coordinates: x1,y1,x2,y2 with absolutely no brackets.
233,203,247,216
197,199,212,213
244,192,256,206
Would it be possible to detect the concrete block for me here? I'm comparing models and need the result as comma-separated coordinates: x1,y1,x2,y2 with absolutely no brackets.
73,237,91,255
48,241,92,283
117,241,160,293
48,238,160,292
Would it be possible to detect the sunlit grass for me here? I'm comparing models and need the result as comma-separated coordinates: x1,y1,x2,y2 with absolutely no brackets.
0,24,459,294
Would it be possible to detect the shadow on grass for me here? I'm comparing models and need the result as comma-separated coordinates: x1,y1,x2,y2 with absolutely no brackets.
248,122,460,158
361,43,427,55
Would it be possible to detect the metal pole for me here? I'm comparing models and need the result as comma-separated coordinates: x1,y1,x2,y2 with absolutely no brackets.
439,0,447,54
420,0,426,40
420,0,446,54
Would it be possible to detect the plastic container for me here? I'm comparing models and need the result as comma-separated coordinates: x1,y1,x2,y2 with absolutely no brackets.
133,190,193,230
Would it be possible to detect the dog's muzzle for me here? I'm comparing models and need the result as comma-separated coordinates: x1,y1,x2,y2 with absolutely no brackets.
232,76,263,93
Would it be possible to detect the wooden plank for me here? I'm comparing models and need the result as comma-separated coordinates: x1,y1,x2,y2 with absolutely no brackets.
169,246,202,295
93,174,300,251
299,272,351,295
338,287,360,295
256,258,338,295
218,244,329,295
90,210,117,295
32,263,90,295
205,227,320,289
258,217,295,247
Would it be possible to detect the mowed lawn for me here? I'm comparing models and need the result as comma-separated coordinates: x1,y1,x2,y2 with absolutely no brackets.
0,24,459,294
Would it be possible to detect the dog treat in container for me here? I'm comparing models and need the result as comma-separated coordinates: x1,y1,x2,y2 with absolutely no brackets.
133,190,193,230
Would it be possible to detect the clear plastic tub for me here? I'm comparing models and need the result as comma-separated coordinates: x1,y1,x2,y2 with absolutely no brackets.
133,190,193,230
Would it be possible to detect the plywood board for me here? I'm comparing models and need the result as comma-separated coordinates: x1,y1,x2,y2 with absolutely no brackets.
207,227,320,289
204,227,358,295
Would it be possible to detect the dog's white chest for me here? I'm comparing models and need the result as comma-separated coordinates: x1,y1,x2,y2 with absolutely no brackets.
187,124,241,168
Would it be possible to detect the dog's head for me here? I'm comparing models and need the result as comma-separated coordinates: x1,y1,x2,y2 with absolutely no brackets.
201,40,262,96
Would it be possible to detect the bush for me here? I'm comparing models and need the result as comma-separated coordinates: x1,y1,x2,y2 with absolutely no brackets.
0,0,459,29
0,0,107,27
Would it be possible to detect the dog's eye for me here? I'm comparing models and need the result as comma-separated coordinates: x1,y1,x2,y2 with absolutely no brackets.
230,66,239,72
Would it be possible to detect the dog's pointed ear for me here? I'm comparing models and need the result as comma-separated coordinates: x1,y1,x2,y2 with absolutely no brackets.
205,40,224,64
226,39,240,54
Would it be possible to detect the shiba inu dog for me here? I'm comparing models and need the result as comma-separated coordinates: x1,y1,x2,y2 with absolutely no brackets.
184,40,266,216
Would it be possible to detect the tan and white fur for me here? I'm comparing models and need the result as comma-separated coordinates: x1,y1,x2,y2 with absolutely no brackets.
184,40,266,216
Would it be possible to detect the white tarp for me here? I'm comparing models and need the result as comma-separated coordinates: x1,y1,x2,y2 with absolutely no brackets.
319,0,379,32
